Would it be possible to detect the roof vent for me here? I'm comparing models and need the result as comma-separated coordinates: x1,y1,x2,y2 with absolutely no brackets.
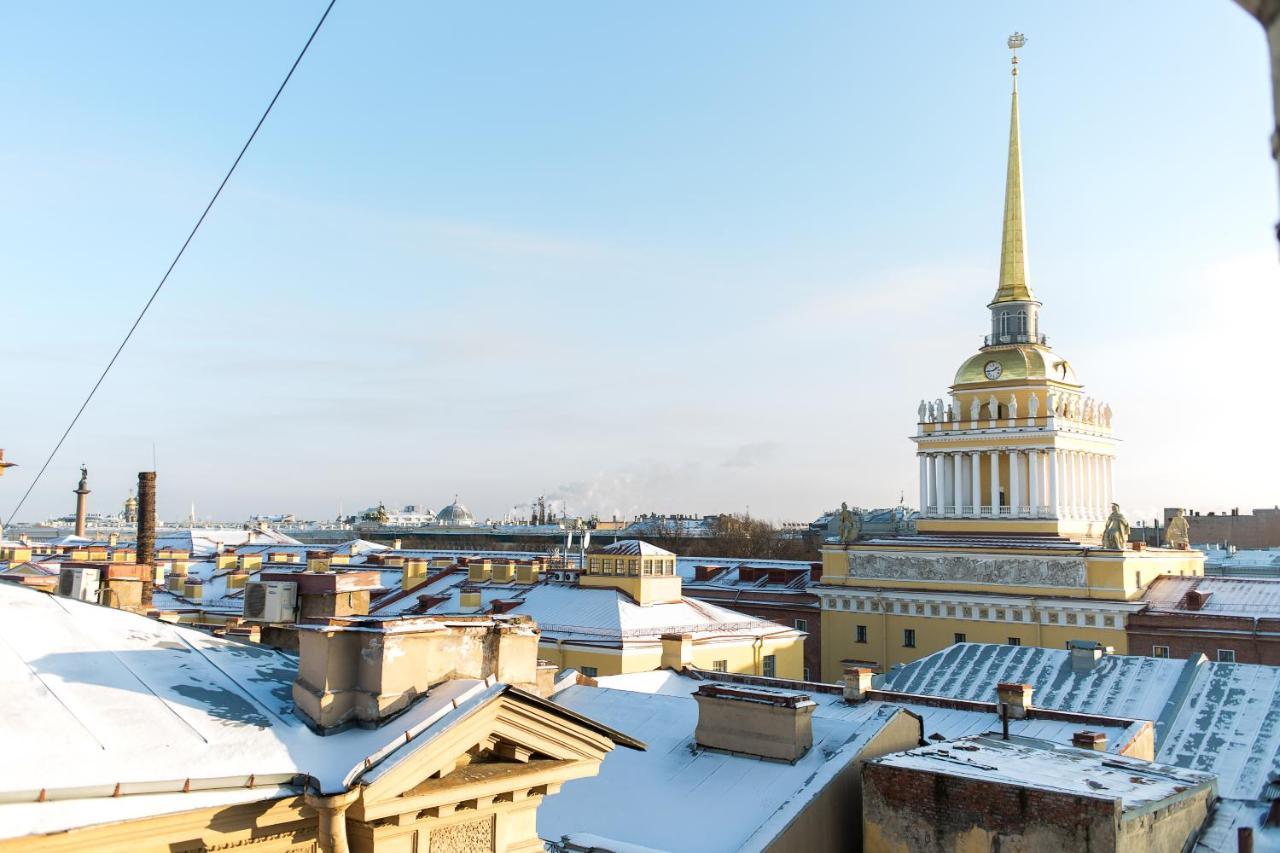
1184,589,1212,611
1068,639,1112,671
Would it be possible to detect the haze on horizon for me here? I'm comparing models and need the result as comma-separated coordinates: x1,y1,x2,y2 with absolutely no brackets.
0,3,1273,528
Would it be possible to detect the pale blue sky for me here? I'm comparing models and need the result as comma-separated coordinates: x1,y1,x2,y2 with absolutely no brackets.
0,3,1274,525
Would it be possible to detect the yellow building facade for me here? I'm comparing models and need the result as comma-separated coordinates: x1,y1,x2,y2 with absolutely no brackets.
817,39,1203,680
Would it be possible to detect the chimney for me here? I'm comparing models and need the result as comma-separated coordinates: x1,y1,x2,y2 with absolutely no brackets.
136,472,156,606
693,684,815,762
842,665,875,702
661,633,693,671
469,560,492,583
1072,730,1108,752
1184,589,1212,611
1239,827,1254,853
293,615,542,731
73,467,90,538
402,557,428,590
459,588,483,612
107,532,119,547
306,550,332,574
392,538,402,550
996,682,1034,719
1069,640,1112,671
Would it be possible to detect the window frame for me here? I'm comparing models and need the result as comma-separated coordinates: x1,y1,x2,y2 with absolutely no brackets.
1152,645,1170,659
762,655,777,678
903,628,916,648
1217,649,1237,664
855,624,868,644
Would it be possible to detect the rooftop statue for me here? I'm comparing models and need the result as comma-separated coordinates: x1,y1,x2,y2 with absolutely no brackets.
1027,392,1039,419
969,397,981,422
838,502,858,544
1007,393,1018,421
1165,509,1191,550
919,400,928,423
77,465,88,492
1101,503,1130,550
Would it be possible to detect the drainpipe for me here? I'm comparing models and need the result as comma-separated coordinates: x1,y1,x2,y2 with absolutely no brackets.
305,788,360,853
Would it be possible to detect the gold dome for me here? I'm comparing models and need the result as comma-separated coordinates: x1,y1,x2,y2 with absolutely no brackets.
953,345,1078,387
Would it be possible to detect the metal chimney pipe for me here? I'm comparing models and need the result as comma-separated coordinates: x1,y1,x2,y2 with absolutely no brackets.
136,472,156,606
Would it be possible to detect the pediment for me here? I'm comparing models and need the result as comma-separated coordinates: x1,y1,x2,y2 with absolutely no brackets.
350,690,621,821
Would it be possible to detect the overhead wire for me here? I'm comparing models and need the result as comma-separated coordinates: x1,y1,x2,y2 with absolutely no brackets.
3,0,338,529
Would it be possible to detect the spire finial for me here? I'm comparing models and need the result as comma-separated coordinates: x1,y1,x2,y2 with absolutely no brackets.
1008,32,1027,92
990,32,1037,308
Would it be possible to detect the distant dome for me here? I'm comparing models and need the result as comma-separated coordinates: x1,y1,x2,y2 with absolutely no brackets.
436,500,475,527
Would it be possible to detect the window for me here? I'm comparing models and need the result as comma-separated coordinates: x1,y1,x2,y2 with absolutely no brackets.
903,629,917,648
712,659,728,673
1152,645,1170,659
762,655,777,678
803,667,811,681
581,666,598,678
1218,649,1237,664
794,618,808,632
1006,637,1022,646
856,625,868,644
954,633,967,644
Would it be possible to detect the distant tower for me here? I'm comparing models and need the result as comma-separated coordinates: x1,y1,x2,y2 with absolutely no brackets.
124,488,138,524
73,465,90,538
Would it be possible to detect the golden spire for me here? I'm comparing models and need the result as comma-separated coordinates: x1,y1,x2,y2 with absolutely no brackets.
990,32,1037,306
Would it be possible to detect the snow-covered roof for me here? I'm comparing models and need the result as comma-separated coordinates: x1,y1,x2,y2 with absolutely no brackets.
0,582,496,838
868,734,1215,809
595,670,1145,754
878,642,1191,727
1142,575,1280,615
877,642,1280,805
598,540,673,557
377,576,799,643
539,685,904,852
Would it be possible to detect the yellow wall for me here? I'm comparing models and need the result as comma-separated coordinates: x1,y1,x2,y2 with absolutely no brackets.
819,605,1128,681
539,634,804,680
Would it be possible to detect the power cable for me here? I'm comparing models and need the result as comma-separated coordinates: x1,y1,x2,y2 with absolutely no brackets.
4,0,338,529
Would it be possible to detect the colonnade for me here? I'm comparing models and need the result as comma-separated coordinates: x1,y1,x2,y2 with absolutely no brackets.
917,448,1113,521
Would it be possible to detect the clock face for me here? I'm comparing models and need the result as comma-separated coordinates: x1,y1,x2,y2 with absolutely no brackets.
984,360,1003,380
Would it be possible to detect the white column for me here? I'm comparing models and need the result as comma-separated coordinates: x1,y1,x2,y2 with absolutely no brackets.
918,455,929,516
1047,448,1059,518
970,451,982,517
1008,450,1021,517
1028,449,1041,518
988,450,1001,515
936,450,947,512
1085,454,1097,520
952,453,964,517
1071,451,1082,518
1105,456,1115,510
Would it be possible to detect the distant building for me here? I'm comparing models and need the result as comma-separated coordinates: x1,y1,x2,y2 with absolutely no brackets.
371,540,807,680
809,505,916,541
1166,506,1280,549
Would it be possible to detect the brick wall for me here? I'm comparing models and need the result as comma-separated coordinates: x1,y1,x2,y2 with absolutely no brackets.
1127,611,1280,665
1171,507,1280,548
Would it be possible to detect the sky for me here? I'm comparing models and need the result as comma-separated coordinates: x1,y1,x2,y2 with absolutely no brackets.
0,3,1274,526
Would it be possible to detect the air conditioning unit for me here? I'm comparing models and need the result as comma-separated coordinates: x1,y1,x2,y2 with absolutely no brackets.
243,580,297,623
57,567,101,602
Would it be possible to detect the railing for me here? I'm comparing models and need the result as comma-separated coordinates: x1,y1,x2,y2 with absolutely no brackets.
983,333,1048,346
961,505,974,515
998,506,1012,515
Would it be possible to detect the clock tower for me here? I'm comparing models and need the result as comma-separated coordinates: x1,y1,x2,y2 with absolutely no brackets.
911,33,1116,542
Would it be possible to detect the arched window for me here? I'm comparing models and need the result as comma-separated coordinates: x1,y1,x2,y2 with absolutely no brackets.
998,312,1010,336
1014,310,1027,336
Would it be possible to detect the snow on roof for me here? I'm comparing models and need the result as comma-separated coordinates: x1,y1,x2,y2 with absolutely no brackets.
393,580,798,642
878,642,1191,727
878,642,1280,805
598,540,673,557
0,582,491,838
1158,660,1280,800
869,735,1215,808
538,685,903,853
594,671,1144,754
1195,799,1280,853
1143,575,1280,616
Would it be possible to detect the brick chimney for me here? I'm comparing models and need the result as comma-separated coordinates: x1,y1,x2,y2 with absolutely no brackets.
1072,730,1108,752
842,665,875,703
135,472,156,607
996,682,1034,719
306,550,332,574
693,684,815,762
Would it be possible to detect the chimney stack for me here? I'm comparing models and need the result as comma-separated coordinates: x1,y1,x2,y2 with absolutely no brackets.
73,466,90,538
842,665,875,703
693,684,815,762
996,682,1034,719
136,472,156,606
1072,730,1108,752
